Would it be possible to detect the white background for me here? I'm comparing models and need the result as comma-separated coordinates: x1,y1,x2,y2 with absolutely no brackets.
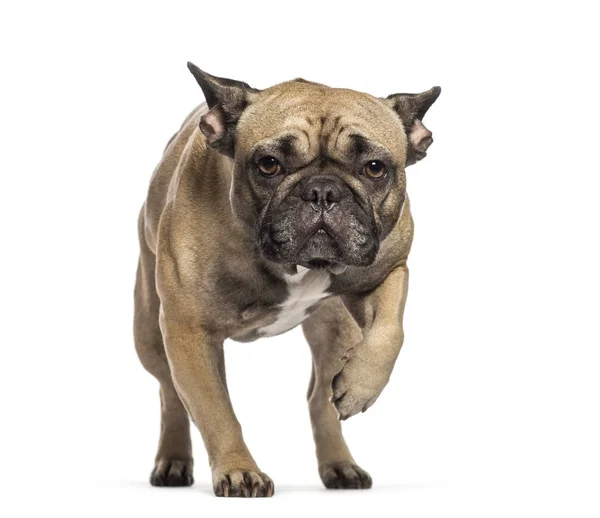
1,1,599,516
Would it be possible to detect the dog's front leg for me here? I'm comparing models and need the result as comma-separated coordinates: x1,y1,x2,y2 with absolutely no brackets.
333,265,409,420
159,319,274,497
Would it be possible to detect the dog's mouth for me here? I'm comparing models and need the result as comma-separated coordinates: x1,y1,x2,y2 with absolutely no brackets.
259,210,379,273
306,258,331,269
293,259,348,275
294,228,349,274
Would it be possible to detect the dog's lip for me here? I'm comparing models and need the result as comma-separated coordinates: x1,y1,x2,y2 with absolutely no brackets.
273,227,330,247
294,259,348,275
297,260,348,275
328,263,348,275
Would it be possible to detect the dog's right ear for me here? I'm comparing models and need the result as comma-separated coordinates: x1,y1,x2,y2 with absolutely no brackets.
187,62,259,157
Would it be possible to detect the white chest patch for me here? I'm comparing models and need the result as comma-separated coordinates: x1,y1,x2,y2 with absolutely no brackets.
259,267,331,337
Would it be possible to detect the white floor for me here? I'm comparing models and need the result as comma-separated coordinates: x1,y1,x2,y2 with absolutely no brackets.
11,476,597,517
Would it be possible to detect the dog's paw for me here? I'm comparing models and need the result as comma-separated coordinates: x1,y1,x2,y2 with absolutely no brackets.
150,458,194,487
319,462,372,489
213,469,274,497
331,356,385,420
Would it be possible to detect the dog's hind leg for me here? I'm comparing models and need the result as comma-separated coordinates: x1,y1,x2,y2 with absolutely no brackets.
134,207,193,487
302,297,372,489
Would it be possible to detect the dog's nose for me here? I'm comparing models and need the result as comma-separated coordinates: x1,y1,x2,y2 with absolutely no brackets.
301,178,343,211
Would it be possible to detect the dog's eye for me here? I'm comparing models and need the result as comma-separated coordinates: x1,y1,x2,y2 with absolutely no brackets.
256,156,282,177
364,160,386,179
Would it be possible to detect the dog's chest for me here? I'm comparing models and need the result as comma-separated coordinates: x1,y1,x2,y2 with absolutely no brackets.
258,269,331,337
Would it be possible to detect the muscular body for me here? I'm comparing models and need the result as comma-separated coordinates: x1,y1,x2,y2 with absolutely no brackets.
134,66,439,497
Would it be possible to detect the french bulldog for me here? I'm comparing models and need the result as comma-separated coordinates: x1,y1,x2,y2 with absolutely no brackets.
134,62,440,497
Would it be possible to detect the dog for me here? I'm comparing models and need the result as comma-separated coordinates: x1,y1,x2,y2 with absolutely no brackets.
134,62,440,497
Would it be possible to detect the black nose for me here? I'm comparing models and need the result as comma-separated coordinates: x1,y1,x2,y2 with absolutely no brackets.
301,178,343,211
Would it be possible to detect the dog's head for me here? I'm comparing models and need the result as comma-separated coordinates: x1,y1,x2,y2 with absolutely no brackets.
188,63,440,272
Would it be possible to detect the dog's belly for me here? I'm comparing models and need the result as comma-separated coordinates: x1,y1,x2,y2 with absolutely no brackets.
257,268,331,338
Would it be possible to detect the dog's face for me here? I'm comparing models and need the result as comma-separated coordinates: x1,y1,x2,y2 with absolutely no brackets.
188,63,440,271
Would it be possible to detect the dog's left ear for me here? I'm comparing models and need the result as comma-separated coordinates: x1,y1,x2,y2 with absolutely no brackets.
384,86,441,166
187,62,259,157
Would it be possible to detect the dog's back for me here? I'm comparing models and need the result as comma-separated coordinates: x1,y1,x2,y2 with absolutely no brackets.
139,104,207,254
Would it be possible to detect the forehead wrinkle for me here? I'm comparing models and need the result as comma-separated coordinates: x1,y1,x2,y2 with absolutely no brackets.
332,123,346,157
323,93,407,154
320,116,345,158
348,132,395,160
326,124,368,161
277,115,317,150
250,125,317,165
299,127,317,157
239,85,406,161
285,125,316,158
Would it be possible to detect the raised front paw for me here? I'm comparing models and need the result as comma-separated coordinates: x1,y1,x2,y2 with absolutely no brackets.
331,355,386,420
213,469,274,498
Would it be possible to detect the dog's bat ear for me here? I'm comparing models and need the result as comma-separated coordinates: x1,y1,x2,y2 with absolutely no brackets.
384,86,441,166
187,62,259,157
